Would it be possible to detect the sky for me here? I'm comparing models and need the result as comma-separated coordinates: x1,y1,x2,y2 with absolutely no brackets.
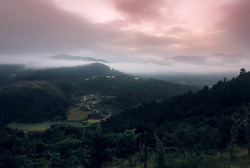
0,0,249,74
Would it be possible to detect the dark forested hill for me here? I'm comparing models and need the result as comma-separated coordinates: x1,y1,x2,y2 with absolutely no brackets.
0,63,197,126
19,63,121,82
0,64,29,86
102,71,250,147
0,81,69,126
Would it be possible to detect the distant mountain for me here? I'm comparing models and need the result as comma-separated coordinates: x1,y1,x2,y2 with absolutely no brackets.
51,54,110,63
21,63,122,82
15,63,197,105
136,73,235,87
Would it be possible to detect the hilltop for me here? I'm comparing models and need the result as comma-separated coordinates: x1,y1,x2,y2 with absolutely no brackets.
50,54,110,63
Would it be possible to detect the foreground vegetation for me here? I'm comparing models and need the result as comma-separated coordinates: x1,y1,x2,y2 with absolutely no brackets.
0,122,249,168
6,121,85,132
1,66,250,167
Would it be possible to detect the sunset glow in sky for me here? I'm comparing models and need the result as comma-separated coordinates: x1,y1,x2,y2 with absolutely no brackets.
0,0,249,73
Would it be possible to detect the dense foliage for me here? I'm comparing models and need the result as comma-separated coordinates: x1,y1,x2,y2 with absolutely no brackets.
0,87,69,126
1,65,250,167
0,124,139,168
103,72,250,147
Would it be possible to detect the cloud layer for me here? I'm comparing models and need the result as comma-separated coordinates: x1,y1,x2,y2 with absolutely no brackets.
0,0,249,73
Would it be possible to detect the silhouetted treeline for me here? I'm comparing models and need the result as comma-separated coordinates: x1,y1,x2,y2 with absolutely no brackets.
102,72,250,149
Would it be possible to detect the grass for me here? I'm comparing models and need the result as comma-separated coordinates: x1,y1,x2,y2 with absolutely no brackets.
66,121,85,128
87,119,101,123
167,150,250,168
67,102,91,121
7,121,56,132
67,109,91,121
6,101,93,132
103,150,250,168
165,150,250,168
7,121,85,132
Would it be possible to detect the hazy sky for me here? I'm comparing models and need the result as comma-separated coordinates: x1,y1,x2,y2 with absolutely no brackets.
0,0,249,73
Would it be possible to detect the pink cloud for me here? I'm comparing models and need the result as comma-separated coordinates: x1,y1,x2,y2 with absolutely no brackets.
0,0,103,54
217,0,250,52
0,0,249,73
109,0,178,23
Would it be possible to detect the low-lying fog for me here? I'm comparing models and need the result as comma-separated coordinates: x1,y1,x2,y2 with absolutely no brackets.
0,55,241,74
0,55,240,87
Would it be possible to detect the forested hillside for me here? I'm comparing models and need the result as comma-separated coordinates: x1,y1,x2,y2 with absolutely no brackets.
0,63,196,126
103,70,250,144
0,81,69,126
0,70,250,168
0,65,28,85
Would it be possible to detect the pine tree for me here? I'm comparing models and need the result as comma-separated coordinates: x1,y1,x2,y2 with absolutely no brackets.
228,114,242,160
155,136,166,168
243,104,250,157
229,104,250,160
240,68,246,75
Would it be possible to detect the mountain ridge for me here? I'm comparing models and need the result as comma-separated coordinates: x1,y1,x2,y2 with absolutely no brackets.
50,54,110,63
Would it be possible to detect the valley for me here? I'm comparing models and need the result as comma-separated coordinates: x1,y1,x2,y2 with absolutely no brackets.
1,63,249,168
6,93,118,132
0,63,197,132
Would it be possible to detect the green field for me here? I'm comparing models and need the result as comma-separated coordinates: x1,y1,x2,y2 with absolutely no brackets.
6,101,93,132
67,102,92,121
67,109,91,121
7,122,56,132
7,121,84,132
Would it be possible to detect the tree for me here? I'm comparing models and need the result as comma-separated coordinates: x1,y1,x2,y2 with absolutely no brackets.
173,123,197,154
228,105,250,160
197,126,221,156
155,135,166,168
240,68,246,75
246,121,250,157
242,104,250,157
49,153,64,168
232,104,250,157
80,124,111,168
228,113,243,160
